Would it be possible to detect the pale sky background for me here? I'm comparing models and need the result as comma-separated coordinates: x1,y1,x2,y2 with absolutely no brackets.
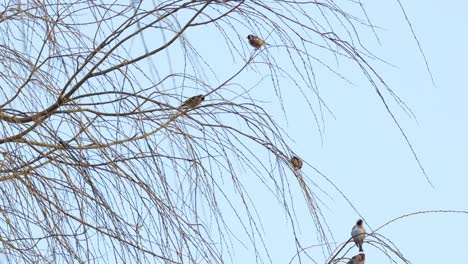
3,1,465,263
289,1,466,263
210,1,468,263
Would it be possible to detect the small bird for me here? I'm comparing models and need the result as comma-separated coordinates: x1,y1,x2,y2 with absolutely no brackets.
290,156,303,170
347,253,365,264
247,34,266,49
351,219,366,252
180,95,205,109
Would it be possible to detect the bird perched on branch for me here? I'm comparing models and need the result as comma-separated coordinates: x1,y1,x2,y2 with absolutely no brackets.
347,253,365,264
180,95,205,109
247,34,266,49
290,156,303,170
351,219,366,252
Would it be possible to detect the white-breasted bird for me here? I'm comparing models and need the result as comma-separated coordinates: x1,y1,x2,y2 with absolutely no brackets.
290,156,303,170
347,253,365,264
247,34,266,49
351,219,366,252
180,94,205,109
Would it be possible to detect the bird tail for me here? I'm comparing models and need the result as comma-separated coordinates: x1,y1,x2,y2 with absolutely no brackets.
358,244,363,252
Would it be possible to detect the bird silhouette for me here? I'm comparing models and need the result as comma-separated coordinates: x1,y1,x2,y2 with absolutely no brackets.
247,35,266,49
290,156,303,170
180,95,205,109
351,219,366,252
347,253,365,264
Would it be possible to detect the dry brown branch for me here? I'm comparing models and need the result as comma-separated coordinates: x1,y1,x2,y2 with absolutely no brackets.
0,1,431,263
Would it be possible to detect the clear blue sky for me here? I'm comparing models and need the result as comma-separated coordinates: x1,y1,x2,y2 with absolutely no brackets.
5,1,462,262
196,1,468,263
301,1,466,263
42,1,467,263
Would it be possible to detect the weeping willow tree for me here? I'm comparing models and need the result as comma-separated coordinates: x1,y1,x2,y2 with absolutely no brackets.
0,0,432,263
